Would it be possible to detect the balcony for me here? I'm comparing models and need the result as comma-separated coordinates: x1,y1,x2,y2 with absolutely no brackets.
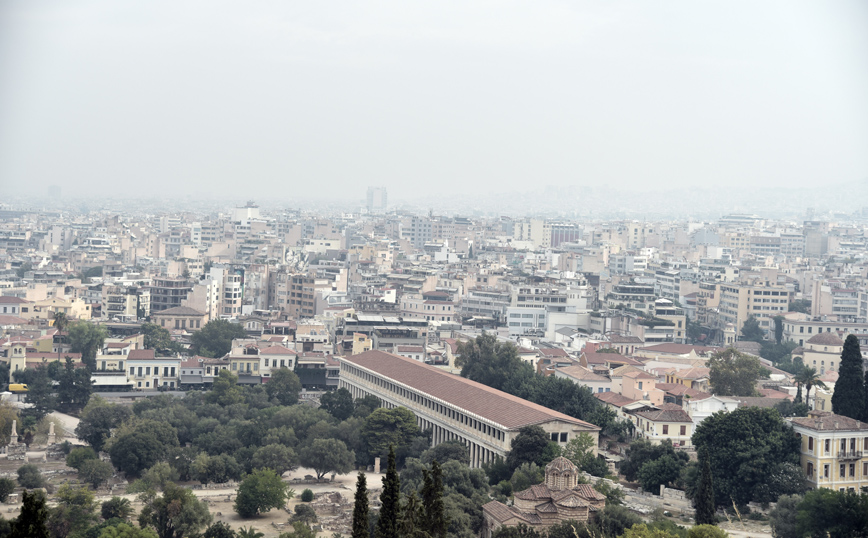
838,450,863,460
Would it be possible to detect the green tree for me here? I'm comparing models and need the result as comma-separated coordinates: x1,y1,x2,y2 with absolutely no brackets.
620,439,688,484
352,473,369,538
831,334,865,420
23,367,55,420
768,494,800,538
773,316,784,345
375,446,400,538
421,440,470,466
203,522,237,538
252,444,298,476
361,407,420,462
53,311,69,363
708,348,768,396
138,482,212,538
66,446,99,469
99,523,159,538
278,522,316,538
299,438,355,479
141,323,184,355
506,426,552,470
693,450,715,526
353,395,381,418
692,407,801,506
795,488,868,538
79,459,114,488
12,490,50,538
190,319,247,358
774,399,809,418
48,483,99,538
396,492,424,538
191,454,243,485
234,469,291,518
509,462,544,493
421,460,447,538
594,479,625,506
205,370,244,406
300,489,314,502
686,525,727,538
17,261,33,279
320,388,355,420
639,454,685,493
237,528,264,538
76,396,132,452
788,299,810,314
458,333,530,392
621,524,681,538
596,505,643,537
795,367,826,409
17,464,45,489
291,504,317,525
101,497,133,521
67,320,108,371
740,315,764,342
55,357,93,413
0,478,15,503
128,462,181,493
264,368,302,406
110,432,167,478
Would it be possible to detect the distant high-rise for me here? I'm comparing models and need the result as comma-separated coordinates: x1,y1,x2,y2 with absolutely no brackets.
366,187,387,213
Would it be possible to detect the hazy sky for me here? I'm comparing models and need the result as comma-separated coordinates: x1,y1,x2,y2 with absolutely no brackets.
1,1,867,202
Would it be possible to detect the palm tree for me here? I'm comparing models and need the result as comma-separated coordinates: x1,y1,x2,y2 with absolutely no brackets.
237,527,264,538
52,311,68,362
795,367,827,410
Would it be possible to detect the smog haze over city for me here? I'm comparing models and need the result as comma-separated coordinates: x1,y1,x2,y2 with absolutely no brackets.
2,0,868,217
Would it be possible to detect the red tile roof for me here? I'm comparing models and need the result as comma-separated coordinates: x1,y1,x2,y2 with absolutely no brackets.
259,345,297,355
639,343,718,355
128,349,156,360
341,350,599,432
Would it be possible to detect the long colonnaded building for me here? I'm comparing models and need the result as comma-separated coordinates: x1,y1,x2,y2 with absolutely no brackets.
338,350,600,467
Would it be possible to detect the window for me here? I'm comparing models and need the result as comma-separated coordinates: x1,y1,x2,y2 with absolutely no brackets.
807,462,814,477
824,464,830,478
663,425,669,435
560,433,567,442
551,433,558,441
850,464,855,477
840,464,846,478
825,439,830,454
680,425,687,436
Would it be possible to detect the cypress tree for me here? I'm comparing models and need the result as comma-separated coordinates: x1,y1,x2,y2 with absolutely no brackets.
831,335,865,420
12,490,50,538
694,449,716,526
397,492,425,538
421,460,448,538
863,369,868,423
375,445,400,538
352,472,369,538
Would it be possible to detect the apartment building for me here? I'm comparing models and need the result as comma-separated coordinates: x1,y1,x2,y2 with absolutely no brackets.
149,277,193,313
790,411,868,493
718,281,792,334
783,317,868,348
126,349,180,390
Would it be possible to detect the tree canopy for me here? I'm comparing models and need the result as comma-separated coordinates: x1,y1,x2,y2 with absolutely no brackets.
831,334,865,420
235,469,292,518
68,321,109,371
708,348,768,396
692,407,803,506
190,319,247,358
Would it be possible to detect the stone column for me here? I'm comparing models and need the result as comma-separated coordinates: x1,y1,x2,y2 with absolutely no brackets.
47,422,56,445
9,420,17,445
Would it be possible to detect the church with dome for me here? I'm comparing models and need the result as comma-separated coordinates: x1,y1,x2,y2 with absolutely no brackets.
481,456,607,537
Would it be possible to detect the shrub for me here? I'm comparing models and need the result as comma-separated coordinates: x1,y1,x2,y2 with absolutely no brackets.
300,489,314,502
0,478,15,502
66,446,98,470
17,464,45,489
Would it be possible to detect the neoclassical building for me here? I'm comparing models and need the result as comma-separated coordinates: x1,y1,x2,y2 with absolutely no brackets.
482,457,606,537
337,350,600,468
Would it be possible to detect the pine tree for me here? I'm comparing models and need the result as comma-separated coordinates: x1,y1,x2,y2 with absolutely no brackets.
421,460,448,538
12,490,50,538
375,445,400,538
694,449,716,526
831,335,865,420
397,492,425,538
352,472,369,538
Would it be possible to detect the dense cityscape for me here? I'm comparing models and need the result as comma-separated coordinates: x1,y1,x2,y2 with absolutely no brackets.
3,0,868,536
0,194,867,537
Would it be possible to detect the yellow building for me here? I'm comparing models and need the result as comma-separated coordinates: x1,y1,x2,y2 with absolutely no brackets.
790,411,868,493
